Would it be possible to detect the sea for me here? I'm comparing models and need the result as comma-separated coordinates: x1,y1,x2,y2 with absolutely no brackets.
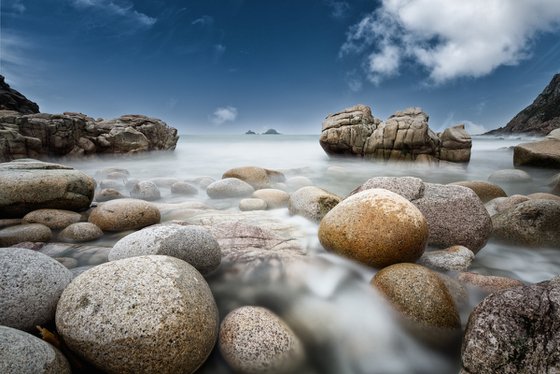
62,134,560,374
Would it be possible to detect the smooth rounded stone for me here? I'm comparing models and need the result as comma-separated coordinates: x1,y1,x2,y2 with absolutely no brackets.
219,306,304,374
492,199,560,247
0,223,52,246
239,198,267,211
222,166,286,189
326,165,348,177
94,188,125,202
109,225,221,274
99,179,124,190
513,138,560,168
10,241,45,251
0,160,95,218
0,247,73,331
488,168,532,183
417,245,475,272
285,176,313,191
105,171,129,180
88,198,161,232
0,326,71,374
193,176,216,189
372,263,461,330
56,256,79,269
457,272,524,294
252,188,290,209
56,256,219,374
351,176,425,200
0,218,21,229
449,180,507,203
206,178,255,199
70,265,93,278
124,178,140,191
130,180,161,201
485,194,530,216
461,277,560,373
288,186,341,222
23,209,82,230
319,189,428,268
171,181,198,195
96,167,130,179
149,177,179,188
528,192,560,201
58,222,104,243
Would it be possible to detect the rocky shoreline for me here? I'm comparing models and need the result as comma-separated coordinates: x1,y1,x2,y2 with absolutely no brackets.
1,157,559,373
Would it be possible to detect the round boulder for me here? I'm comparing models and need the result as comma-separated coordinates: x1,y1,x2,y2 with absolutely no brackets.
0,247,73,331
488,169,532,183
222,166,286,189
252,189,290,209
171,181,198,195
372,263,460,329
108,225,221,274
449,180,507,203
23,209,82,230
58,222,104,243
319,189,428,268
492,199,560,247
219,306,304,373
0,326,71,374
130,181,161,201
239,198,268,211
55,255,219,374
461,277,560,373
288,186,341,222
88,198,161,232
94,188,125,202
206,178,255,199
0,223,52,246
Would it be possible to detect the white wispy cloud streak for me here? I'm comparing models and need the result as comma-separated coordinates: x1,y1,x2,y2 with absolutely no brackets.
341,0,560,84
325,0,350,19
71,0,156,27
211,106,238,125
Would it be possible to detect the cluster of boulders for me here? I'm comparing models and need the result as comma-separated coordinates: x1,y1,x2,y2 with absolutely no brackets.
2,157,560,373
319,105,472,163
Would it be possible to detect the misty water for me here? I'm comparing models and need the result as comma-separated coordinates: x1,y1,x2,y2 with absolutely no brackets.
62,134,559,374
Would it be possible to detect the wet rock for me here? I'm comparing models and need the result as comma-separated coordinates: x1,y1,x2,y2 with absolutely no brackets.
417,245,474,272
99,179,124,190
58,222,103,243
23,209,82,230
0,326,71,374
130,180,161,201
109,224,221,274
288,186,341,222
449,180,507,203
193,176,216,189
206,178,255,199
0,159,95,218
528,192,560,201
492,199,560,247
56,256,79,269
372,263,461,329
457,272,524,294
0,218,21,229
252,188,290,209
351,176,424,200
88,198,161,232
0,247,73,331
239,198,267,211
56,256,219,374
149,177,179,188
461,277,560,373
171,181,198,195
0,223,52,246
319,189,428,268
222,166,286,189
485,194,530,216
219,306,304,374
438,124,472,162
488,168,532,183
94,188,125,202
514,131,560,168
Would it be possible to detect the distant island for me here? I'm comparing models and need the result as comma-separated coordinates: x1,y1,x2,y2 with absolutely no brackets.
244,129,281,135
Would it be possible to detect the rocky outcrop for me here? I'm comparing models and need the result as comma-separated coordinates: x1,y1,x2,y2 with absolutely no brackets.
319,105,471,162
0,110,179,162
486,74,560,135
513,128,560,168
0,75,39,114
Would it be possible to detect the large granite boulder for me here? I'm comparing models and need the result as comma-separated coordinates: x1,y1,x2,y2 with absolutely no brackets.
513,128,560,168
461,277,560,373
0,75,39,114
319,105,471,162
0,110,179,162
0,159,95,218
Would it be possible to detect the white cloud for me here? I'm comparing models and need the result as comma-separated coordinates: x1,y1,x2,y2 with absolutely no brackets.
192,15,214,27
71,0,156,27
211,106,238,125
341,0,560,84
8,0,26,13
461,120,488,135
0,31,35,85
345,70,363,92
326,1,350,19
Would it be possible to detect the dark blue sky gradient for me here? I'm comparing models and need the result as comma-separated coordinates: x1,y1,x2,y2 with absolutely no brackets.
1,0,559,134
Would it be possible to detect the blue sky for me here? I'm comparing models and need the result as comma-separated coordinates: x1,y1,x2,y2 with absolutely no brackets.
1,0,560,134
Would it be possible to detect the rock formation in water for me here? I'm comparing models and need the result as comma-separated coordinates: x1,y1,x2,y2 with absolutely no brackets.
0,75,40,114
319,105,471,163
245,130,256,135
486,73,560,136
263,129,280,135
513,128,560,168
0,75,179,162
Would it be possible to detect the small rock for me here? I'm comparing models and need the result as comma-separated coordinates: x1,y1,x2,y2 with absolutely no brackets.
417,245,475,272
23,209,82,230
219,306,304,374
94,188,125,202
130,180,161,201
252,188,290,209
222,166,286,189
171,181,198,195
239,198,268,211
58,222,104,243
99,179,124,190
488,169,532,183
206,178,255,199
88,198,161,232
0,223,52,246
0,326,71,374
457,272,524,293
56,256,79,269
485,194,530,216
0,247,73,331
449,180,507,203
192,176,215,189
527,192,560,201
288,186,341,222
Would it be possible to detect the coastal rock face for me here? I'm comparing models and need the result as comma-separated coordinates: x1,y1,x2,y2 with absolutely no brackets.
56,255,219,374
486,74,560,135
0,75,39,114
319,105,471,162
0,110,179,162
461,277,560,373
0,159,95,218
513,128,560,168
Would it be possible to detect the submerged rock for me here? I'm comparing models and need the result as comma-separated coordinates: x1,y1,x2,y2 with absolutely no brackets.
449,180,507,203
206,178,255,199
252,188,290,209
288,186,341,222
0,223,52,246
457,272,524,294
130,180,161,201
222,166,286,189
239,198,268,211
514,128,560,168
58,222,104,243
23,208,82,230
417,246,475,272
